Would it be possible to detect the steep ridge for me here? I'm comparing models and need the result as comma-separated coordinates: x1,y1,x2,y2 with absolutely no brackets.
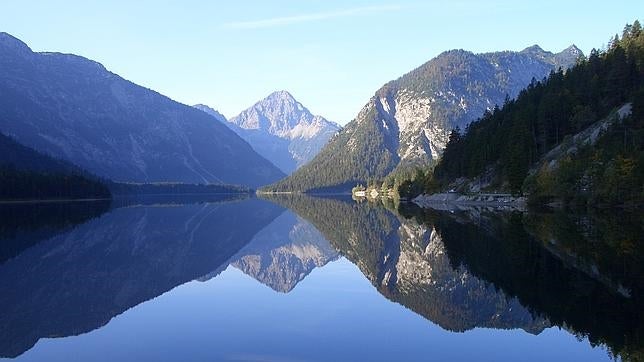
0,32,284,188
267,45,582,192
433,27,644,203
0,131,111,200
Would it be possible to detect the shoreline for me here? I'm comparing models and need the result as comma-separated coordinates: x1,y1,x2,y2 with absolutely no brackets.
0,197,112,205
413,193,527,209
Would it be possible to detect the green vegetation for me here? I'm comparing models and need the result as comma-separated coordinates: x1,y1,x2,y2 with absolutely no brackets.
0,132,111,201
430,21,643,206
264,42,576,194
393,169,439,200
267,194,644,358
262,107,399,193
401,205,644,360
0,166,111,201
109,182,251,195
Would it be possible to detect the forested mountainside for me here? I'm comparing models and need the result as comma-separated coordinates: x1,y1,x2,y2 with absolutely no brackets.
0,32,284,188
0,131,110,200
432,21,644,206
265,45,581,192
197,91,340,174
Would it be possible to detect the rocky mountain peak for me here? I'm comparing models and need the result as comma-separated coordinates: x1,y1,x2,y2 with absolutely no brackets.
230,90,325,138
521,44,547,54
230,90,340,141
554,44,585,69
0,33,285,187
1,32,108,75
268,44,583,192
560,44,583,57
208,91,340,174
269,89,297,102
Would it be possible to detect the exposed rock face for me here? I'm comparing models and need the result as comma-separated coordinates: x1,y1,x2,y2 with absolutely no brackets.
382,220,549,334
271,45,583,191
0,33,284,187
231,210,338,292
207,91,340,174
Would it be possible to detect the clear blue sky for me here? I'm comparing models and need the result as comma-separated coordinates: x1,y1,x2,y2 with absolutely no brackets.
2,1,642,124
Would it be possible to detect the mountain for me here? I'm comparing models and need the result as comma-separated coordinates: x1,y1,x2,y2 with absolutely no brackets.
0,131,80,175
266,45,583,192
433,25,644,204
193,104,227,124
0,32,284,188
197,91,340,174
0,131,111,200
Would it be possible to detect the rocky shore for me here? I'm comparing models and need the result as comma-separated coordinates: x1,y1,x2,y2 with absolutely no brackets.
413,193,527,210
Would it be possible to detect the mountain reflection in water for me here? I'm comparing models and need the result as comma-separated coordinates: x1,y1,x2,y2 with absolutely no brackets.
0,195,641,361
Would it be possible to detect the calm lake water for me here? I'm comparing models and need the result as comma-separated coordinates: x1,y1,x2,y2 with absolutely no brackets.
0,195,642,361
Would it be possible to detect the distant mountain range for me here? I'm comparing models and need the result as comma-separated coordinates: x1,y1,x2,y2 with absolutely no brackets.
195,91,340,174
267,45,583,192
0,32,284,188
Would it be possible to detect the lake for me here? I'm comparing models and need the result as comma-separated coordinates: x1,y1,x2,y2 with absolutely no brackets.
0,195,641,361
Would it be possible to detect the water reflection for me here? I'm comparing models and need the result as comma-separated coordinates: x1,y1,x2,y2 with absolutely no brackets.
404,206,644,360
0,195,641,361
0,197,283,358
0,201,110,263
229,211,338,292
271,196,549,333
269,195,644,360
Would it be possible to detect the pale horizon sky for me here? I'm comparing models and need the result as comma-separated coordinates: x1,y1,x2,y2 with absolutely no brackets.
1,1,642,124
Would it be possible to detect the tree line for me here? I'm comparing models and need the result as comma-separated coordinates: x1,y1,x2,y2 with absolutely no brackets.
0,166,111,201
428,21,644,206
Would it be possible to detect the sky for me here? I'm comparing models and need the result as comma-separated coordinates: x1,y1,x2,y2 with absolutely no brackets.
1,1,642,125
